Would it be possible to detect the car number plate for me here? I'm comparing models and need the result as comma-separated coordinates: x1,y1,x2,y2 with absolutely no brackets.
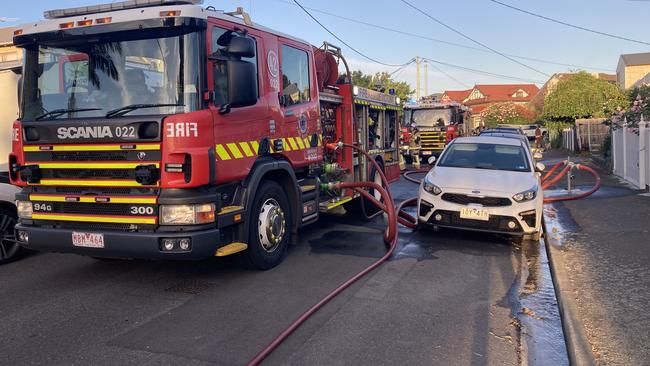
422,151,432,155
460,208,490,221
72,232,105,248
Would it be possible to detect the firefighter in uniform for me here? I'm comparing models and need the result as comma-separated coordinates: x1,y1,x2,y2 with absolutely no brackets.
409,126,421,169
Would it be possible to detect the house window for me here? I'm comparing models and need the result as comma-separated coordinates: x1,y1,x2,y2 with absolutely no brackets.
513,89,528,98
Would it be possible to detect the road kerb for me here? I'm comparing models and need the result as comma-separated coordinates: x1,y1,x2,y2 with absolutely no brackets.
543,217,596,366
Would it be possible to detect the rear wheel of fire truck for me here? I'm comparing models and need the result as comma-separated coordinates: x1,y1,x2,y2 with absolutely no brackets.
244,181,292,270
0,207,20,265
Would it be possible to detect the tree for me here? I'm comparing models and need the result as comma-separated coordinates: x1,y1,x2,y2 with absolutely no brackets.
542,72,627,122
608,85,650,129
350,70,414,104
480,102,537,127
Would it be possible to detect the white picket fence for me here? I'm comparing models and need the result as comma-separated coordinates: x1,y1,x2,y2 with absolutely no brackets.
612,120,650,190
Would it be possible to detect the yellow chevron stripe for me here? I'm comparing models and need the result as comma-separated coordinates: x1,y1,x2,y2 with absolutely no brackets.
23,144,160,152
287,137,299,150
318,135,323,146
239,142,254,157
304,137,311,148
34,179,154,187
32,213,157,225
250,141,259,155
226,143,244,159
35,162,160,169
295,136,305,149
29,195,157,204
281,139,291,151
215,144,232,160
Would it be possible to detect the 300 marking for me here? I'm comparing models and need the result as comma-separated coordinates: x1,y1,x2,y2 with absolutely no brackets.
130,206,154,215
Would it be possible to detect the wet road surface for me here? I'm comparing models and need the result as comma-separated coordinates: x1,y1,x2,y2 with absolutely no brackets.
543,155,650,366
0,177,566,365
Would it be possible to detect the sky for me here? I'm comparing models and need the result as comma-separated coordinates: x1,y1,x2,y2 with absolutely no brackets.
2,0,649,94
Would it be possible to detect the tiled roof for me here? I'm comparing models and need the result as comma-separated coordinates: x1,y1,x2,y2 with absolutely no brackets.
471,84,539,102
442,89,472,102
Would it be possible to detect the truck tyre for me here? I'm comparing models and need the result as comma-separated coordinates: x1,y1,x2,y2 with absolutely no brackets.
0,207,20,265
244,181,291,270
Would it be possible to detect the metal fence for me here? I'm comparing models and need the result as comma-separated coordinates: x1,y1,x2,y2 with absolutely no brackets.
612,119,650,190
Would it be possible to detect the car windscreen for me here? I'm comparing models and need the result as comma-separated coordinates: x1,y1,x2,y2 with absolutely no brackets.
410,108,452,127
438,142,530,172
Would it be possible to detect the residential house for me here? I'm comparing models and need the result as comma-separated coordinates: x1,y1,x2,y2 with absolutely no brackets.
443,84,539,128
617,53,650,89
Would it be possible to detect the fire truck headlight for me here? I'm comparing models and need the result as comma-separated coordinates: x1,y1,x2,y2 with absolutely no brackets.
16,201,33,219
160,204,216,225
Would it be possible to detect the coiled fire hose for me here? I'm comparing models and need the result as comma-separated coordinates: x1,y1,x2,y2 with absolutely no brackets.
247,143,416,365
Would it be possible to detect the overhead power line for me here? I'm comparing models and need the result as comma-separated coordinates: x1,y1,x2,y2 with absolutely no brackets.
425,61,471,88
400,0,550,77
422,57,545,84
272,0,613,72
289,1,544,85
489,0,650,46
292,0,408,67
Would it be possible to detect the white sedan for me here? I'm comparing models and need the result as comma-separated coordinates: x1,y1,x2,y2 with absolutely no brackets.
418,136,544,241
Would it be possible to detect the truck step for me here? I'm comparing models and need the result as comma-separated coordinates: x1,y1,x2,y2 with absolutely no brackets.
300,185,316,193
215,242,248,257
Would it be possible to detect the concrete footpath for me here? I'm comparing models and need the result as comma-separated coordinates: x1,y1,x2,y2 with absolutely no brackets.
542,152,650,366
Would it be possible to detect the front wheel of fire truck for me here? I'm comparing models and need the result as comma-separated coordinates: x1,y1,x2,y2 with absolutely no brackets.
244,181,292,270
0,207,20,265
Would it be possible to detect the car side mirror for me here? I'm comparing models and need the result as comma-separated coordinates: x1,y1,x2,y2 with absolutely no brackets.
428,156,436,165
533,152,543,160
535,162,546,172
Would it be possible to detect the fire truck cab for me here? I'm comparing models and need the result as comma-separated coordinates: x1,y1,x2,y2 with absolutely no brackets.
402,100,467,158
9,0,401,269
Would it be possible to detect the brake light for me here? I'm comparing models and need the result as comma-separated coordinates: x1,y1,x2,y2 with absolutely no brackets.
59,22,74,29
77,19,92,26
13,29,23,36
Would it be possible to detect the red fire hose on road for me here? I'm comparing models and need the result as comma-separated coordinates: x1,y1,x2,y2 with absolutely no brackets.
247,144,417,365
542,163,601,203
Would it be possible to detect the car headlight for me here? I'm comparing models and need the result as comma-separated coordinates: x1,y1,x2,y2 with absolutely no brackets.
160,203,216,225
513,187,538,202
423,176,442,195
16,201,33,219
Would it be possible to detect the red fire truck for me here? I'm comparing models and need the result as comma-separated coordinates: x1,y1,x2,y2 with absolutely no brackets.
401,100,467,159
8,0,401,269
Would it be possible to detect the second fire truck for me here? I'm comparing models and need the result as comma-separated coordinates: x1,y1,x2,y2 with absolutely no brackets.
9,0,402,269
401,100,467,163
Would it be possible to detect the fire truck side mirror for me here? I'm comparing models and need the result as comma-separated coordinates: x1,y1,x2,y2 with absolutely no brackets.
225,59,257,109
227,36,255,58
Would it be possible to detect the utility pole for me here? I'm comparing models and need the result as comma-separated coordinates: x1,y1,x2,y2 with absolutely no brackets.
424,62,428,97
415,56,421,100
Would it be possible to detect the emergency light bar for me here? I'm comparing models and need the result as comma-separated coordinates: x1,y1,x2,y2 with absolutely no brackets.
44,0,203,19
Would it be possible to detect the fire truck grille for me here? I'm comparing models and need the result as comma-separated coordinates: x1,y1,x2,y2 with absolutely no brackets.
41,169,133,180
441,193,512,207
32,202,157,216
57,222,154,232
50,187,149,195
51,151,129,161
419,131,446,151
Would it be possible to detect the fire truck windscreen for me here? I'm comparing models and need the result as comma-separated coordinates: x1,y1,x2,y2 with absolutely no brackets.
20,30,201,121
409,108,453,128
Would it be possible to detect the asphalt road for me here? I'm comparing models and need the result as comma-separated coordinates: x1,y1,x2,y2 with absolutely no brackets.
0,177,557,365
